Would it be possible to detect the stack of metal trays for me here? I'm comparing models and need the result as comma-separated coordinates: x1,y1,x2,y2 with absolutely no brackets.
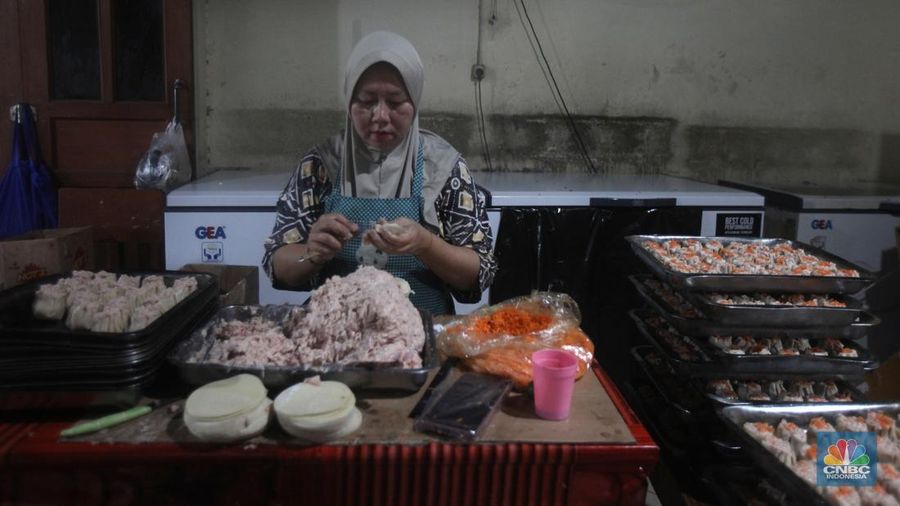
629,308,877,379
626,235,881,379
0,271,218,390
720,403,900,506
626,236,887,504
169,305,438,393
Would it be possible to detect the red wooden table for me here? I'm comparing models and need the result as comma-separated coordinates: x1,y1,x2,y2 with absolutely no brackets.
0,364,657,505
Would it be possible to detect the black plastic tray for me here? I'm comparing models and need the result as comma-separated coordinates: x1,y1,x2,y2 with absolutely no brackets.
719,403,900,506
0,270,219,349
685,291,862,328
630,309,877,379
626,235,876,294
0,291,218,391
170,305,438,392
629,274,879,339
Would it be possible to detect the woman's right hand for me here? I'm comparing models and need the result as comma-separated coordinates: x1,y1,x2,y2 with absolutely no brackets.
306,213,359,262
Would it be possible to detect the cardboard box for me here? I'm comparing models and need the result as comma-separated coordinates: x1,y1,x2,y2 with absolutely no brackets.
179,264,259,305
0,227,94,290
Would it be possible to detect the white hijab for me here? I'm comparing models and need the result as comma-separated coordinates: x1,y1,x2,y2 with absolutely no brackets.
317,31,460,228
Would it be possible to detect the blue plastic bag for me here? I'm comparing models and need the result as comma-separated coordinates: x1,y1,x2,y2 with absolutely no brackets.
0,104,58,239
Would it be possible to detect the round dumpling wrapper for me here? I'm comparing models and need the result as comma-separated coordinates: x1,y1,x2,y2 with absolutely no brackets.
273,381,355,419
184,397,272,443
185,374,268,421
279,407,362,442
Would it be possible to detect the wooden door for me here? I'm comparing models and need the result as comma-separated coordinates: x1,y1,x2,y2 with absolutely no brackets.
1,0,193,270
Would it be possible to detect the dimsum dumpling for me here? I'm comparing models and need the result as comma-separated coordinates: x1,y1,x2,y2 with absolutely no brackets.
141,275,166,292
172,276,198,303
128,302,163,331
33,283,68,320
116,274,141,289
90,300,130,333
66,299,101,330
157,287,179,313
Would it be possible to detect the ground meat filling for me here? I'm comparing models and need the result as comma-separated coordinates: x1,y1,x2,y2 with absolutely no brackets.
199,267,425,369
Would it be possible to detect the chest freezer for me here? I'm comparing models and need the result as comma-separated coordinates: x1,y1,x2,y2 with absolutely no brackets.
720,179,900,274
165,170,765,316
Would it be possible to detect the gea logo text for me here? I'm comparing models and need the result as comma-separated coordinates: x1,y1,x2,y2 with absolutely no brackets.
811,219,833,230
195,226,227,239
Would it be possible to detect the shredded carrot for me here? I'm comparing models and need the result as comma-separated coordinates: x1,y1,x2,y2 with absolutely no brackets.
471,307,552,336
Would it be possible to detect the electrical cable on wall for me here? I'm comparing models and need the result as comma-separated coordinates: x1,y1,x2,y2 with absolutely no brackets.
475,81,493,170
474,0,493,171
514,0,597,173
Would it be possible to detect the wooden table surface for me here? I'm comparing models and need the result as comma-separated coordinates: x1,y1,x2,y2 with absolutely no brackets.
0,362,658,506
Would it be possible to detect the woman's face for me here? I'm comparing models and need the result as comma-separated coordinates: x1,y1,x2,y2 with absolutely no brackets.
350,63,415,153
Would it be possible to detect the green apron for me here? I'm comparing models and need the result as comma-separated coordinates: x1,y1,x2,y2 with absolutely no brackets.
322,139,454,315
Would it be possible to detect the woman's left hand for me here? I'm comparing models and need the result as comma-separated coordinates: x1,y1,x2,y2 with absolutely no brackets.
364,217,434,256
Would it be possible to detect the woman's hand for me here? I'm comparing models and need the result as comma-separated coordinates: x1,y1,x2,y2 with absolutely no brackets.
307,213,359,261
365,217,433,256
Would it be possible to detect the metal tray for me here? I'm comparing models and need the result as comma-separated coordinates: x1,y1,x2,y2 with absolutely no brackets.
626,235,876,294
699,465,798,506
630,274,879,339
698,377,867,407
0,270,219,349
630,309,876,379
685,291,862,328
719,403,900,506
630,346,713,423
170,304,438,392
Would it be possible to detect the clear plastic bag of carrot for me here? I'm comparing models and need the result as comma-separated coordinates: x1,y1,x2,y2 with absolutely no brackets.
437,292,594,389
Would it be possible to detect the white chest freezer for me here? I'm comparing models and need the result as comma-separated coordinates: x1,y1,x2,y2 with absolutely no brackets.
165,170,765,312
720,180,900,274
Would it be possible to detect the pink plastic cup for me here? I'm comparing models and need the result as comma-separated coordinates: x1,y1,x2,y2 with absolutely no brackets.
532,349,578,420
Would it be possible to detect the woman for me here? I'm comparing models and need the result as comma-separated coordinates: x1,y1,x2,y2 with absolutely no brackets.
263,31,496,315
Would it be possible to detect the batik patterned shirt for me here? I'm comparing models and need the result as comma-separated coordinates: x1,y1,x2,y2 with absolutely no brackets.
262,149,497,303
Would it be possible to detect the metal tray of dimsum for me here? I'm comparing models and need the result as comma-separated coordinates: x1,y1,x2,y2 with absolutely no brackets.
629,274,879,339
0,270,219,349
630,309,876,379
698,377,867,407
719,403,900,506
685,291,862,328
626,235,876,294
169,305,438,392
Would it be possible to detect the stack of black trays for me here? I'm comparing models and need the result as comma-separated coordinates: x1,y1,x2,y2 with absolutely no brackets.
623,235,889,505
0,271,218,391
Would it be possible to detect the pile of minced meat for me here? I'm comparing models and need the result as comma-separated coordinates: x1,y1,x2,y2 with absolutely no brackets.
196,267,425,368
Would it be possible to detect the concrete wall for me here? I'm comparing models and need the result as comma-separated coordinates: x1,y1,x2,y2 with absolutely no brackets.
194,0,900,184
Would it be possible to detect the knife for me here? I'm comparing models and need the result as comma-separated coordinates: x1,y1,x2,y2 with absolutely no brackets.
60,400,160,438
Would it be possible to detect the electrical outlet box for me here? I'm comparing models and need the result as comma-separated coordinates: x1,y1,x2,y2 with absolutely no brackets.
470,64,486,82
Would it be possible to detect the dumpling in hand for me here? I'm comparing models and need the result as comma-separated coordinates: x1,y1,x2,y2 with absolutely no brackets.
33,283,68,320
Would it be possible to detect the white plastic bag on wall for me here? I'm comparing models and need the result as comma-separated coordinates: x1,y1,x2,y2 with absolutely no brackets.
134,119,192,192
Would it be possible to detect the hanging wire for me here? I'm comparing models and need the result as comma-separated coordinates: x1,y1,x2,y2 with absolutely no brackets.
474,0,493,171
514,0,597,173
475,80,493,170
